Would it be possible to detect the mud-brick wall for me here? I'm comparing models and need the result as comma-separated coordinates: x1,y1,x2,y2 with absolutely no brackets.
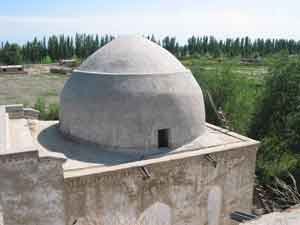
64,146,257,225
0,152,65,225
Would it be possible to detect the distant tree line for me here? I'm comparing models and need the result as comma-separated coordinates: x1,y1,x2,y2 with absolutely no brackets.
2,34,300,64
0,34,114,65
149,35,300,58
183,36,300,58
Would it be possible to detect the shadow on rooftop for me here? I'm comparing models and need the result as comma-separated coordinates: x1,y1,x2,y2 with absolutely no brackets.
37,124,142,166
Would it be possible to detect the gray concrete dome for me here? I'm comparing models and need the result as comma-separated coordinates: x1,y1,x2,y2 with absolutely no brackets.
59,36,206,153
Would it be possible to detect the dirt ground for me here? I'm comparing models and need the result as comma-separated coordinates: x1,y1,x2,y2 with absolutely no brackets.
0,64,71,106
0,72,67,106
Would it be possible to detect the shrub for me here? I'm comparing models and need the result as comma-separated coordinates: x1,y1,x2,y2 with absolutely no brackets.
33,97,59,120
73,55,82,66
41,55,53,64
47,103,59,120
34,97,46,119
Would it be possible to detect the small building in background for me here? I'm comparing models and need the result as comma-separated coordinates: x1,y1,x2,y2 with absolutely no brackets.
240,57,262,65
59,59,77,67
0,65,27,74
50,66,73,75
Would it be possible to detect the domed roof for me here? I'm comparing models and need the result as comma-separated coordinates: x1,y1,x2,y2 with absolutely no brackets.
60,36,206,154
78,36,187,74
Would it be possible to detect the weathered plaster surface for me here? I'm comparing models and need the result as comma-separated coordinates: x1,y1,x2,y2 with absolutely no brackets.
0,106,66,225
64,146,257,225
60,71,206,151
0,105,259,225
0,152,65,225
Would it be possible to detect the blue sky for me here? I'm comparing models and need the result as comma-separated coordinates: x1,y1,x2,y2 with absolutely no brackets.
1,0,300,43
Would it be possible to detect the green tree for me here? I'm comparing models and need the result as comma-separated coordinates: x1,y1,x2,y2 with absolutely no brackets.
249,56,300,182
0,43,22,65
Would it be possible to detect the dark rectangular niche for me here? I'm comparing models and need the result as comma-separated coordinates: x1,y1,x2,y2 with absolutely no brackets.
158,128,170,148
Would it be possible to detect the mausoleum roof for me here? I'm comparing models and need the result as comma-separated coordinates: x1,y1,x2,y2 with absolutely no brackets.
77,36,187,75
59,36,206,152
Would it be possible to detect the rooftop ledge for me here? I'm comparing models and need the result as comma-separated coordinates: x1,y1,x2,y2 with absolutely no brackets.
0,104,259,179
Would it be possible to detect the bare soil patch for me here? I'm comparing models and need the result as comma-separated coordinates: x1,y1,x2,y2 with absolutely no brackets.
0,72,67,106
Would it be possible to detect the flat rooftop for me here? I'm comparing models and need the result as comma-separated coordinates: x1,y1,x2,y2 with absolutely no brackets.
0,105,259,179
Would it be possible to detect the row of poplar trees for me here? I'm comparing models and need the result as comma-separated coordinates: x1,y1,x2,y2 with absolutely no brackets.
0,34,114,65
1,34,300,64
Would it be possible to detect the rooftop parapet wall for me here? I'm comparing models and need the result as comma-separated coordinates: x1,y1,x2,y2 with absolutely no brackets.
62,123,259,179
64,145,258,225
0,104,66,225
0,151,66,225
0,106,9,152
5,104,39,120
0,105,40,155
1,104,66,160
